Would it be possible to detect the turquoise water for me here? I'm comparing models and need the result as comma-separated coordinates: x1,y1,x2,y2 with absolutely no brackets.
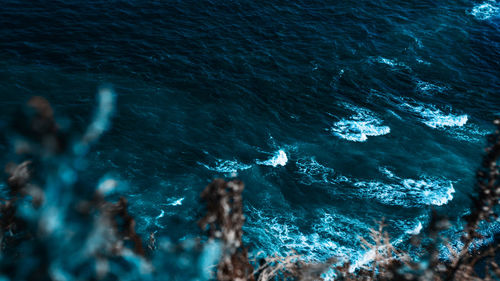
0,0,499,269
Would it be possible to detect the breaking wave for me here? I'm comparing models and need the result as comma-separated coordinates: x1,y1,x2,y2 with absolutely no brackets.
331,106,391,142
244,207,369,264
257,149,288,167
354,174,455,207
400,101,468,129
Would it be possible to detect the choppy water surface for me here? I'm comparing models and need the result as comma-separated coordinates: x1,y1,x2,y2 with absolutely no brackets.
0,0,499,266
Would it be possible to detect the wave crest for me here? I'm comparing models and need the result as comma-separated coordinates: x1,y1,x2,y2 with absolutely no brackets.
331,106,391,142
354,175,455,207
401,102,468,128
257,149,288,167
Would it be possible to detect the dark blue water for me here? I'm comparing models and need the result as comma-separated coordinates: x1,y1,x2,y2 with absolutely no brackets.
0,0,499,268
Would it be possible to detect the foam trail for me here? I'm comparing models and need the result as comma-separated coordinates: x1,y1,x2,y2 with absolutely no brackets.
400,102,468,128
449,123,490,143
199,159,252,174
257,149,288,167
354,176,455,207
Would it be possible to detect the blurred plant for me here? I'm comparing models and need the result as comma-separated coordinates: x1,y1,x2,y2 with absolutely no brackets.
0,92,157,280
198,179,254,281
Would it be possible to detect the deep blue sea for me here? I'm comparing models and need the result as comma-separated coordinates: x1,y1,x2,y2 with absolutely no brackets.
0,0,499,268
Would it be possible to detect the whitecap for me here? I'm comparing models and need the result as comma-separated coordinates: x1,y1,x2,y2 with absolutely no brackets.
379,167,397,179
199,159,252,174
331,106,390,142
155,209,165,220
244,207,356,263
471,1,499,20
376,57,406,67
257,149,288,167
374,57,411,70
354,176,455,207
169,197,184,206
400,102,468,128
406,222,423,235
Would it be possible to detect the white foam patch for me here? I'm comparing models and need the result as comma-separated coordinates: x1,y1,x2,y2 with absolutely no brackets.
400,102,468,128
416,58,431,65
155,210,165,220
404,221,423,236
331,106,391,142
245,205,432,279
169,197,184,206
257,149,288,167
199,159,252,174
244,207,364,264
296,158,343,185
354,176,455,207
471,1,499,20
379,167,397,179
375,57,408,68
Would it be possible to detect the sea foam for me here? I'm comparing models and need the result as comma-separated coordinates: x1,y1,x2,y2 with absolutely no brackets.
296,158,338,185
331,106,390,142
257,149,288,167
374,57,410,69
244,207,365,264
354,176,455,207
406,222,423,235
400,102,468,128
471,1,499,20
199,159,252,174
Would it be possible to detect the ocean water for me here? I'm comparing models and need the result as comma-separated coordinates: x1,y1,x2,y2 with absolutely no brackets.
0,0,499,268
